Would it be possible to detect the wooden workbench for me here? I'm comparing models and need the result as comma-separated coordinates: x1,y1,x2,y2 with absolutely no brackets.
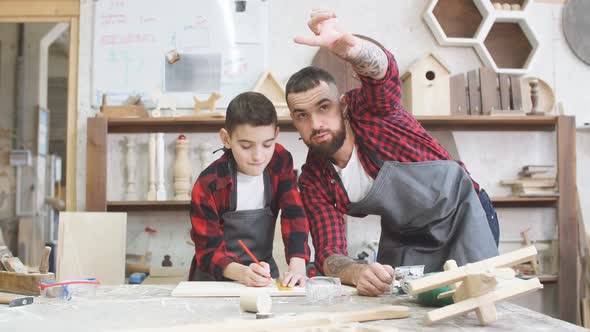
0,285,584,331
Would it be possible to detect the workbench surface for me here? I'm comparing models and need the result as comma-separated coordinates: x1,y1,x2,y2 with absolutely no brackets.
0,285,585,331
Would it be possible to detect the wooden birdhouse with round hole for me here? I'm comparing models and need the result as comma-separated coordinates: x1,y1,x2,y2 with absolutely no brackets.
401,53,451,116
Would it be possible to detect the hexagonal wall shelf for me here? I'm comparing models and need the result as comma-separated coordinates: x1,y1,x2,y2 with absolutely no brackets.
474,16,538,75
424,0,493,46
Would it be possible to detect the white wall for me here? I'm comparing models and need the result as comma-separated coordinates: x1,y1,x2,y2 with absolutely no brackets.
74,0,589,316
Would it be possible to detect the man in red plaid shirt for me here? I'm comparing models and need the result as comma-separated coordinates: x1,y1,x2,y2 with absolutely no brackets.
286,10,499,296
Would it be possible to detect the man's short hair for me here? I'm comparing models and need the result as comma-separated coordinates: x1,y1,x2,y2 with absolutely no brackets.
225,92,277,134
285,66,337,102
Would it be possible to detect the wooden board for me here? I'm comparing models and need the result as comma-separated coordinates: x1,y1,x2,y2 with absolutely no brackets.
86,117,107,212
467,70,481,115
510,76,523,111
120,305,409,332
499,74,512,110
57,212,126,285
0,271,55,295
450,74,468,115
479,68,498,115
171,281,358,298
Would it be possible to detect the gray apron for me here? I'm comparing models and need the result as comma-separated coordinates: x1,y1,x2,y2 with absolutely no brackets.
346,150,499,273
192,166,279,280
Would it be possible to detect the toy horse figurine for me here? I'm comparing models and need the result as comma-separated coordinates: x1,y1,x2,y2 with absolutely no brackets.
151,88,177,117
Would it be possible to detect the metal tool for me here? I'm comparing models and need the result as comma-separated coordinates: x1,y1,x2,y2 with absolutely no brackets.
0,296,34,307
392,265,425,294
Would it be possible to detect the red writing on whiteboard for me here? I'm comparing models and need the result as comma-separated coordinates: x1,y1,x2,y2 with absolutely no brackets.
101,33,156,46
101,14,127,25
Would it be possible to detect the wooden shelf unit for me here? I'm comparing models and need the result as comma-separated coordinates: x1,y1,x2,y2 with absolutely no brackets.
106,196,558,211
86,114,578,323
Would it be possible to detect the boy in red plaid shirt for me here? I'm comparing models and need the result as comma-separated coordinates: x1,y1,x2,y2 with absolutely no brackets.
189,92,310,287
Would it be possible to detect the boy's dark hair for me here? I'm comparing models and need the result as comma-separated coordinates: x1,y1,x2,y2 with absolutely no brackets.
285,66,337,101
225,92,277,134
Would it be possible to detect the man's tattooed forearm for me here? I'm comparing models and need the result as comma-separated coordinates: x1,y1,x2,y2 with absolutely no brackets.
324,254,358,275
347,42,387,79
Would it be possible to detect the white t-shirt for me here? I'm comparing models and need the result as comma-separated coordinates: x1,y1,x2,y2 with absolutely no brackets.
333,145,374,203
235,172,265,211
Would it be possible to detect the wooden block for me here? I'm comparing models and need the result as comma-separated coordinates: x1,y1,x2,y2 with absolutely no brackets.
467,70,481,115
479,67,499,115
450,74,468,115
39,246,51,274
57,212,127,285
3,257,27,274
98,105,149,118
0,271,55,295
510,76,523,111
499,74,511,110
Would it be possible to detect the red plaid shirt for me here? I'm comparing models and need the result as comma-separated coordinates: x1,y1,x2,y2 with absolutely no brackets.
190,143,310,280
299,49,479,273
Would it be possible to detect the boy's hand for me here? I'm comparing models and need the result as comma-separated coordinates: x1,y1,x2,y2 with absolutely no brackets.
279,271,307,287
239,262,272,287
280,257,307,287
294,9,356,57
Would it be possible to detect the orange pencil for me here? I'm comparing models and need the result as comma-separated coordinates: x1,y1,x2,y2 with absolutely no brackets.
238,240,262,266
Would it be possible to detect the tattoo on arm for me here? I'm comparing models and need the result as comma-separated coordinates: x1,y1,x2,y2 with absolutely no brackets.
324,254,357,276
346,41,388,80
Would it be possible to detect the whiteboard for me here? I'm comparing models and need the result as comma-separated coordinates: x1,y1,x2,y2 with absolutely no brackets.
92,0,268,108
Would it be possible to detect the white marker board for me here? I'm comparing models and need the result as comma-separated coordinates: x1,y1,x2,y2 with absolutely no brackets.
92,0,268,108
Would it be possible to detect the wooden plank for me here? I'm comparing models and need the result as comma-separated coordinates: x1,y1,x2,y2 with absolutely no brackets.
17,217,34,266
86,117,107,212
0,1,79,17
172,281,358,298
426,278,543,325
120,305,409,332
557,115,579,323
467,70,481,115
0,271,55,295
450,74,468,115
479,68,499,115
172,281,306,297
66,17,79,211
510,76,523,111
499,74,512,110
57,212,127,285
107,116,558,133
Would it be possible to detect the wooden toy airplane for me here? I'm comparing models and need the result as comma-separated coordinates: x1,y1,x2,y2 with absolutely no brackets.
407,246,543,326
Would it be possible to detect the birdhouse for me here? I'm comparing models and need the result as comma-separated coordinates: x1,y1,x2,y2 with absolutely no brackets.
253,71,289,116
401,53,451,116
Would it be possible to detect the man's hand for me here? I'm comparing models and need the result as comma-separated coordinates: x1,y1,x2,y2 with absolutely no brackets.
355,263,394,297
294,9,356,58
294,9,387,80
239,262,272,287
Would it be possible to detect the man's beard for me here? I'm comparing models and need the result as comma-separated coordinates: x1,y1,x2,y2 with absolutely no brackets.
306,121,346,157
